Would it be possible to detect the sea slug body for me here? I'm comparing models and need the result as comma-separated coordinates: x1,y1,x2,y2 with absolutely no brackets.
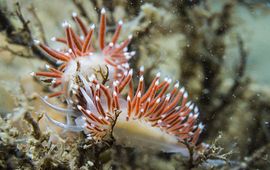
33,8,204,156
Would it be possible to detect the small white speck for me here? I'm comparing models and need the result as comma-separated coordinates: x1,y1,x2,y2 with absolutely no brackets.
45,64,50,69
109,42,114,47
139,75,144,81
130,51,136,56
33,39,40,45
128,69,133,75
91,24,95,29
174,81,179,88
101,8,106,14
50,37,56,41
183,92,188,98
72,12,77,17
118,20,123,25
30,72,36,76
62,21,70,28
140,66,144,72
137,91,141,97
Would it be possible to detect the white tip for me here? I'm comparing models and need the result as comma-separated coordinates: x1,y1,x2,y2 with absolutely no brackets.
185,101,191,107
77,105,82,110
109,42,114,47
139,75,144,82
96,84,100,89
50,37,56,41
180,87,185,93
118,20,123,25
156,72,161,77
95,96,100,101
194,106,199,113
155,80,159,86
72,12,77,17
175,106,180,110
45,64,50,69
51,79,56,84
101,8,106,14
165,94,171,101
174,81,179,88
140,66,144,72
130,51,136,56
127,96,131,101
147,97,151,102
156,98,161,103
91,24,95,29
198,123,204,130
86,110,92,115
62,21,70,28
128,69,133,75
73,84,79,90
137,91,141,98
113,91,117,96
44,96,48,100
183,92,188,98
128,34,133,40
125,55,132,60
167,78,172,84
33,39,40,45
68,48,73,53
122,63,130,69
189,104,194,110
30,72,36,76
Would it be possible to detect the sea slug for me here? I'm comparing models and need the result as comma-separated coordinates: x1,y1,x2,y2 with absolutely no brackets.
32,8,204,156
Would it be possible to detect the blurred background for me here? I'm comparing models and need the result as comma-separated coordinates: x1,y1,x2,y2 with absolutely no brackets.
0,0,269,169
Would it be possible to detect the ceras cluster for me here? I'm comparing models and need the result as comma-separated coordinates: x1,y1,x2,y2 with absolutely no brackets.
32,8,204,155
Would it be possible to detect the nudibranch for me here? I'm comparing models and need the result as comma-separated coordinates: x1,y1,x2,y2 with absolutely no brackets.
32,8,134,98
32,8,204,156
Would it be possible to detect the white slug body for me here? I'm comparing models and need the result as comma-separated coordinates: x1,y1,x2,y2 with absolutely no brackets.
114,115,189,155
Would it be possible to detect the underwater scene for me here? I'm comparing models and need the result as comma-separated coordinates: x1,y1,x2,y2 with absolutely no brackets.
0,0,270,169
